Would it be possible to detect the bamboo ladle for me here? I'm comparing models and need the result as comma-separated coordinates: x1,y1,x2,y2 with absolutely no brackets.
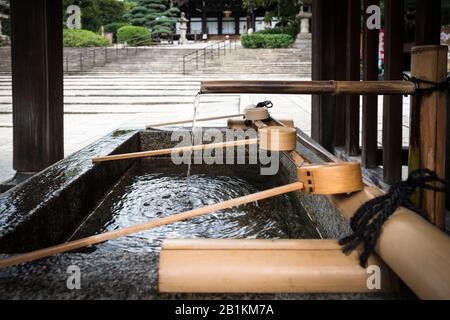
144,104,271,129
91,126,297,164
0,161,363,269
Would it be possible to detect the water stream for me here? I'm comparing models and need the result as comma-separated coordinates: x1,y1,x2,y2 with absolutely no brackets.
186,92,202,207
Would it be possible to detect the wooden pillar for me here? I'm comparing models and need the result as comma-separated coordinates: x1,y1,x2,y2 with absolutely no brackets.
235,15,240,35
362,0,380,168
333,1,348,148
311,0,337,151
10,0,64,173
415,0,441,46
202,9,207,34
218,15,223,36
345,0,361,156
409,46,448,229
382,0,404,184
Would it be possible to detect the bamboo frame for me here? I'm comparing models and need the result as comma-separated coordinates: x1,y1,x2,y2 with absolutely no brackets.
158,239,398,293
200,80,417,95
409,45,448,229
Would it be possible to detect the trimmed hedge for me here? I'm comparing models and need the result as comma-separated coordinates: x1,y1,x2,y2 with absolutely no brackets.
117,26,151,46
241,33,294,49
257,23,299,40
104,22,130,42
63,29,110,47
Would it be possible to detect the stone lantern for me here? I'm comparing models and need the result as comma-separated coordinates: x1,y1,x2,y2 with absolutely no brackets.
294,1,312,49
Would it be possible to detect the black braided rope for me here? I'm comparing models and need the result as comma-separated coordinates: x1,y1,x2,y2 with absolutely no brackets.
339,169,446,268
403,73,450,97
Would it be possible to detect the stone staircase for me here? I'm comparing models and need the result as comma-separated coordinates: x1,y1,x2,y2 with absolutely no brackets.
192,47,311,77
0,44,312,76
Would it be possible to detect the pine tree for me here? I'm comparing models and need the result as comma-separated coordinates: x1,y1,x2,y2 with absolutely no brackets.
130,0,180,36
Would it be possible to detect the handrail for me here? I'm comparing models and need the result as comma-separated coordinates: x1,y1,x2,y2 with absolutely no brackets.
182,38,238,74
63,34,152,73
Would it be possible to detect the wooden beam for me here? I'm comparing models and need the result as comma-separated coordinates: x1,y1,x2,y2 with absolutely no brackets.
362,0,380,168
10,0,64,173
382,0,404,184
345,0,361,156
415,0,441,46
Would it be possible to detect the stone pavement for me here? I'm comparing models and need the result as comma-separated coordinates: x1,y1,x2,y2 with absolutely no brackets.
0,72,312,182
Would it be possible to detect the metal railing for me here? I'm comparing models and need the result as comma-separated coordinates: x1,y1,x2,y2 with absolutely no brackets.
182,39,238,75
63,35,151,73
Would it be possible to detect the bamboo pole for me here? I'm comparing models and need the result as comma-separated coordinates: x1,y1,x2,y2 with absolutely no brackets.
145,114,244,129
92,139,258,164
159,239,398,294
409,45,448,229
0,182,304,269
200,80,417,95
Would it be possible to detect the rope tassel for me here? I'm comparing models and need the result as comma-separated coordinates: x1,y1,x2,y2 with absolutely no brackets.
339,169,446,268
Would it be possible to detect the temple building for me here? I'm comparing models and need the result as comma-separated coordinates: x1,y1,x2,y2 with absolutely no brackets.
173,0,278,38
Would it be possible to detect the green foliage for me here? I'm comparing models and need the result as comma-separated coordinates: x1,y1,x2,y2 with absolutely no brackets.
129,0,179,36
117,25,151,45
104,22,130,42
241,33,294,49
63,29,110,47
442,0,450,25
1,20,10,37
63,0,127,32
98,0,127,25
257,21,299,40
63,0,101,32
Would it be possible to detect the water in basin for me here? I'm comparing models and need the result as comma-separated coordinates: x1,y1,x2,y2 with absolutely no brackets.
70,160,319,253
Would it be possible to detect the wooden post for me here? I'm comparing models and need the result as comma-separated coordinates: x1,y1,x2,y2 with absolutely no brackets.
345,0,361,156
333,1,348,148
382,0,404,184
311,0,337,151
234,14,240,35
10,0,64,173
218,15,223,36
415,0,441,46
409,45,448,230
362,0,380,168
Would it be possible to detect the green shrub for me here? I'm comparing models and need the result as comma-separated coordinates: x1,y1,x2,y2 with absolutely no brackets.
117,26,151,46
241,33,294,49
257,23,299,40
104,22,130,42
63,29,110,47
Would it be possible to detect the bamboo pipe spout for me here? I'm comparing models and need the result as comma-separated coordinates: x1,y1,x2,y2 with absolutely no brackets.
200,80,417,96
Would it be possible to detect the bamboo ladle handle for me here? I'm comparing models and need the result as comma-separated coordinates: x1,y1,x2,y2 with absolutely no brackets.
92,138,259,164
0,182,304,269
145,114,245,129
